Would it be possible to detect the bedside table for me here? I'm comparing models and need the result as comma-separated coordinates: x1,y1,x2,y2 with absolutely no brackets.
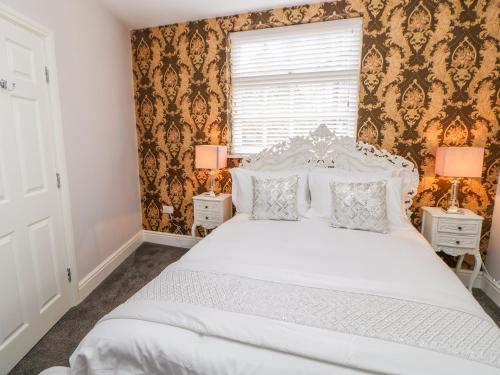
421,206,483,290
191,193,232,237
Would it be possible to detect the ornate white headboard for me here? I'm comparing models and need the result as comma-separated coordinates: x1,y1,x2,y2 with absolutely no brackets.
239,125,419,216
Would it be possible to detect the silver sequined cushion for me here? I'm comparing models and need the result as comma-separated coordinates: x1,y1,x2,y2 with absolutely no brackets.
330,180,389,233
251,175,299,221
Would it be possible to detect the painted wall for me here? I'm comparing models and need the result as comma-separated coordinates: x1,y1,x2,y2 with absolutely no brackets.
487,174,500,280
130,1,499,257
2,0,141,282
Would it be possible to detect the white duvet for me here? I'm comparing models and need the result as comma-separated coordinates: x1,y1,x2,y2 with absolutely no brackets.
68,215,499,375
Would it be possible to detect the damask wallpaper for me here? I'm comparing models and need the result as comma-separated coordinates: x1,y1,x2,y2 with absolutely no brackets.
131,1,499,255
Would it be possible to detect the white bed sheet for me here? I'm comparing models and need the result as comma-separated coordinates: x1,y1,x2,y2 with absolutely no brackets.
68,214,495,375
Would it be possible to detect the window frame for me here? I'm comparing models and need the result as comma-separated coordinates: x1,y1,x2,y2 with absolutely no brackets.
228,18,363,157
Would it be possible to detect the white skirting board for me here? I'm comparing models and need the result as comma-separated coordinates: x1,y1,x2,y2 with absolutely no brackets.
77,231,143,303
142,230,200,248
77,230,500,308
143,230,500,308
457,269,500,306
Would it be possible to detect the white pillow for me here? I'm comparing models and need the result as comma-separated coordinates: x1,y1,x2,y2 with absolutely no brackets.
308,168,412,230
231,168,310,216
330,180,389,233
251,175,299,221
308,168,393,218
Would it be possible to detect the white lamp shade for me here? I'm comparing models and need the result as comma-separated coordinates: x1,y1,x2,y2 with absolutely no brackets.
435,146,484,178
195,145,227,169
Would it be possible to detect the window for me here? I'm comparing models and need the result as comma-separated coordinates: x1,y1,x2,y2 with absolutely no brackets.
230,18,363,155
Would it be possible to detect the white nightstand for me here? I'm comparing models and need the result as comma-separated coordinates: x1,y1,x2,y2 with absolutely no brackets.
191,193,232,237
421,206,483,290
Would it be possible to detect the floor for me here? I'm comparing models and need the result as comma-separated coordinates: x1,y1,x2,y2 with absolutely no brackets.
9,242,500,375
9,243,187,375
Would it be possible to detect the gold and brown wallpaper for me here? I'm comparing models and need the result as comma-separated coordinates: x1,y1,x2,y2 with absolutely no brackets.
131,1,499,256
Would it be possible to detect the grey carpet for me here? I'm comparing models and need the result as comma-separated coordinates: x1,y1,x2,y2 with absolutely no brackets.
8,243,187,375
8,243,500,375
473,288,500,324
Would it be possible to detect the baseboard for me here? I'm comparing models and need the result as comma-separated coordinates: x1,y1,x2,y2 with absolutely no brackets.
142,230,199,248
141,232,500,307
456,269,500,306
481,273,500,307
76,230,500,308
77,231,143,303
456,269,483,289
78,231,196,304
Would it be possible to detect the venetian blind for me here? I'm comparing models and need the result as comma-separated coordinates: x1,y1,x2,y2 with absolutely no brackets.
230,18,363,155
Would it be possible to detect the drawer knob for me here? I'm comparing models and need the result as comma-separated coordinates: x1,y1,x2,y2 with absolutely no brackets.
456,240,460,245
205,216,208,220
205,205,208,209
458,226,462,231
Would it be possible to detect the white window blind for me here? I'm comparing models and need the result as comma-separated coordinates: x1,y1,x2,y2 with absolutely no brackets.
230,18,363,155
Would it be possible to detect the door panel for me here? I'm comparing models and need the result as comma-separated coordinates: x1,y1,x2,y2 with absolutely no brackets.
0,234,26,346
12,96,47,194
0,158,6,203
0,15,72,374
5,37,35,81
28,217,60,312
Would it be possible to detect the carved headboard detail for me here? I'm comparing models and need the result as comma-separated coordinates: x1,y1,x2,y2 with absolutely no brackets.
240,125,419,216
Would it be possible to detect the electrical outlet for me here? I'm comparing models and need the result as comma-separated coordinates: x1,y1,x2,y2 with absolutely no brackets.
162,205,174,214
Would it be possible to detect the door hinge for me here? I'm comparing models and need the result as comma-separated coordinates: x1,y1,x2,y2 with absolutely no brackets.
66,268,72,283
56,173,61,189
45,66,50,83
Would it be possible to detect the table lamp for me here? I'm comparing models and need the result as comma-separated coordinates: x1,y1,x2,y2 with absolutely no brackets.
195,145,227,196
435,146,484,214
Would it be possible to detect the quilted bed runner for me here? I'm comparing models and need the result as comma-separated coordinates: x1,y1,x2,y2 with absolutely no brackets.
130,269,500,368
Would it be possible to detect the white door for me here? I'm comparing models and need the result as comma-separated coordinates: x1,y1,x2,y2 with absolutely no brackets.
0,16,72,374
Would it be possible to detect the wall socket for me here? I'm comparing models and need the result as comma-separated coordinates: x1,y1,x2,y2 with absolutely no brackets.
162,205,174,214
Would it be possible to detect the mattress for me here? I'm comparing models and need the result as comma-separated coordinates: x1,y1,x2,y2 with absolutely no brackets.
65,214,498,375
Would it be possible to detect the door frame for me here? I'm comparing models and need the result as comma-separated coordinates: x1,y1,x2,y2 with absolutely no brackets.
0,2,79,305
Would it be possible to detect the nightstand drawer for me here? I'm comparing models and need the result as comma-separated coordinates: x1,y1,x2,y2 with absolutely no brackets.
194,218,220,229
195,210,222,223
194,200,220,212
437,219,480,235
436,233,477,248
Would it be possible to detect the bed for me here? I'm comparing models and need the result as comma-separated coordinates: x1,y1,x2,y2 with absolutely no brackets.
45,126,500,375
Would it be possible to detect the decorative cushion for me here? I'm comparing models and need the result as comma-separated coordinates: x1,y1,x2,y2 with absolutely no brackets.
231,168,310,216
330,180,389,233
251,175,299,221
307,168,393,219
